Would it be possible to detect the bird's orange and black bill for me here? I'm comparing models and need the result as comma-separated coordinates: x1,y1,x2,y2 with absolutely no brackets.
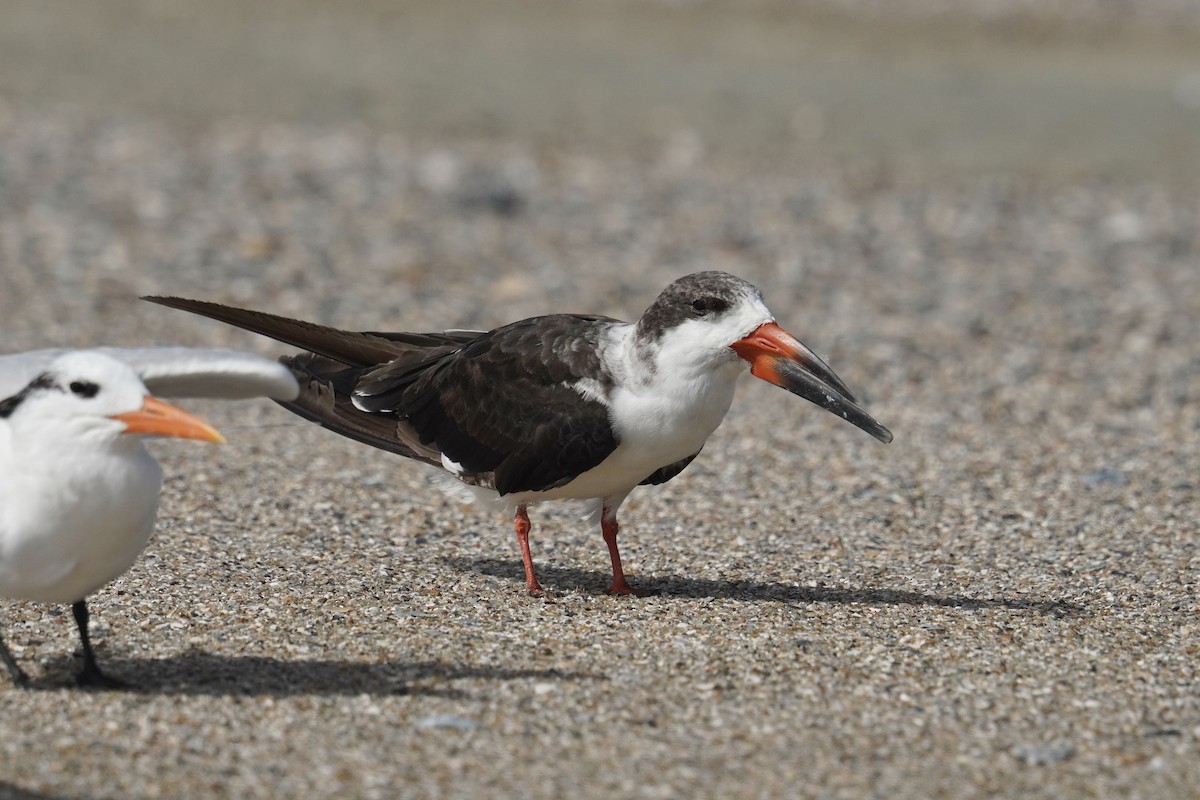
731,322,893,444
111,396,225,443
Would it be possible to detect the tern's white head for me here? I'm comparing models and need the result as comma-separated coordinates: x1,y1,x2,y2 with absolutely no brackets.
0,351,224,448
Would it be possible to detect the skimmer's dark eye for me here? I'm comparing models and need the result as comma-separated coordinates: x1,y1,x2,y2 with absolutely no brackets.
691,296,728,315
69,381,100,399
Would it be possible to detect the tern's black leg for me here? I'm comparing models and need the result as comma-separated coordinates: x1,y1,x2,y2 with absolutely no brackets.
0,626,30,687
71,600,124,689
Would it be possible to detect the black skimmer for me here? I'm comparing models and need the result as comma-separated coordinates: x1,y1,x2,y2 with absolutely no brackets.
146,271,892,597
0,348,298,688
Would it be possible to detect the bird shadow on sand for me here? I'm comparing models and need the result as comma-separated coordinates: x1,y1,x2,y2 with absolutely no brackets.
449,557,1087,618
0,782,74,800
19,650,600,697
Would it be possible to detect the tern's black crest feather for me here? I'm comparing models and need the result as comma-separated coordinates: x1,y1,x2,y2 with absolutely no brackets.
0,373,62,418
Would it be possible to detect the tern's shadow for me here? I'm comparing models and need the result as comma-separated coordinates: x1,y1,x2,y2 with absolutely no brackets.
20,651,599,697
0,782,73,800
448,556,1087,618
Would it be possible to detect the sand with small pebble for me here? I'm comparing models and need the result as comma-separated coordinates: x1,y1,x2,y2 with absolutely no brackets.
1,2,1198,798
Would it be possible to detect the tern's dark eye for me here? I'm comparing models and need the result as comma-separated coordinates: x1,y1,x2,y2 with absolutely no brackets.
69,380,100,399
690,296,728,316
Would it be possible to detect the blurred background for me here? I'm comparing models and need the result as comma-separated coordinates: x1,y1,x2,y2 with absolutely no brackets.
2,0,1198,343
3,0,1200,181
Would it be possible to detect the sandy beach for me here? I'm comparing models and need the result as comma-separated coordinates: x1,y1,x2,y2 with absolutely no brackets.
1,2,1198,798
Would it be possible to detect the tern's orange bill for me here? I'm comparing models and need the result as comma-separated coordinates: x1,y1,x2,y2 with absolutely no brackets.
111,396,225,443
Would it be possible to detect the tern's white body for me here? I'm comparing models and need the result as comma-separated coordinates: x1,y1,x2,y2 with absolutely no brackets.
0,418,162,603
